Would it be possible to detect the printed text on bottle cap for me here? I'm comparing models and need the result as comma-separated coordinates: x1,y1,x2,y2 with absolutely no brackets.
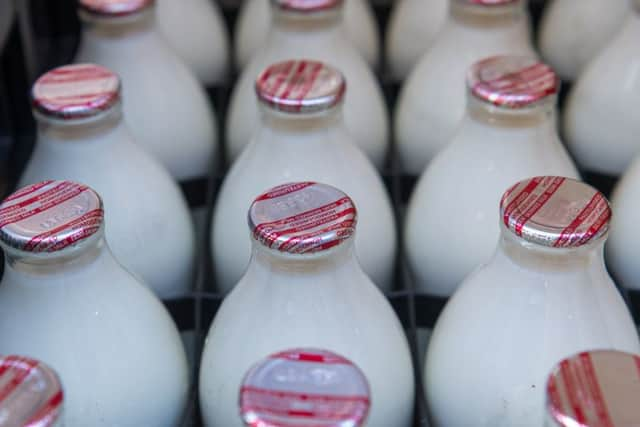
0,181,104,253
240,348,370,427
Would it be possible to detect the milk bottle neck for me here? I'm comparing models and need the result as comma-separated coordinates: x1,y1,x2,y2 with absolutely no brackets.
247,238,356,278
80,9,156,39
2,231,108,277
498,225,605,273
466,95,556,129
271,6,343,33
258,105,344,135
450,1,525,28
36,107,127,148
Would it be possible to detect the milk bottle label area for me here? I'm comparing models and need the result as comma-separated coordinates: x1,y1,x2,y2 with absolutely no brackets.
3,1,640,426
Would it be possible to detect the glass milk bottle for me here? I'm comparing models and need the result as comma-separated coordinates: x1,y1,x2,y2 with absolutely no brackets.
226,0,388,169
405,56,579,298
0,181,189,426
395,0,535,175
0,356,63,427
538,0,629,82
385,0,448,82
425,176,640,427
201,182,414,427
604,156,640,294
212,60,396,293
20,64,195,299
156,0,230,86
234,0,380,70
564,1,640,177
75,0,218,181
239,349,371,427
546,350,640,427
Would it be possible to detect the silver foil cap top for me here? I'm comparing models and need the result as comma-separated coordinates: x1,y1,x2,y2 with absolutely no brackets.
0,356,63,427
0,181,104,254
240,348,371,427
468,56,559,108
271,0,343,13
78,0,154,17
248,182,356,254
32,64,121,121
547,351,640,427
500,177,611,248
256,60,346,114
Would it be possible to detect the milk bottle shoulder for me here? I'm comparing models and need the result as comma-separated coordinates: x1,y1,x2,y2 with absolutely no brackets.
201,182,414,427
539,0,629,81
75,0,218,181
385,0,448,81
156,0,230,86
239,349,371,427
234,0,380,70
0,181,189,426
546,350,640,427
564,10,640,176
20,64,195,299
425,177,640,427
405,56,579,298
213,60,396,293
395,0,535,175
0,356,63,427
227,0,388,169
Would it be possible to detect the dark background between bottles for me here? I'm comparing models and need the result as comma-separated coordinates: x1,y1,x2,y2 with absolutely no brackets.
0,1,636,425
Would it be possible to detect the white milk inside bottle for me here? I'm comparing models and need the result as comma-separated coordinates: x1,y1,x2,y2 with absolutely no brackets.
239,349,371,427
604,155,640,293
226,0,389,169
20,63,195,299
425,176,640,427
395,0,535,175
564,2,640,176
74,0,218,181
234,0,380,70
385,0,448,81
156,0,230,86
201,182,415,427
212,60,396,293
538,0,629,82
545,350,640,427
0,181,189,426
0,356,63,427
405,56,579,298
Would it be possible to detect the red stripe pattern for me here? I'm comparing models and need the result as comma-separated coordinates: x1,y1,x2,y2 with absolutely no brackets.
32,64,120,120
240,349,370,427
0,356,63,427
274,0,342,13
79,0,153,16
500,176,610,248
468,56,558,108
255,60,346,114
249,182,356,254
546,351,640,427
0,180,104,253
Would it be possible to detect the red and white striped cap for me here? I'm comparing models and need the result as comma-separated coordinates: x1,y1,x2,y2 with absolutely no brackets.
547,351,640,427
271,0,343,13
32,64,120,121
256,60,346,114
456,0,520,6
240,349,370,427
78,0,154,17
0,181,104,254
468,56,558,108
0,356,63,427
500,177,611,248
249,182,356,255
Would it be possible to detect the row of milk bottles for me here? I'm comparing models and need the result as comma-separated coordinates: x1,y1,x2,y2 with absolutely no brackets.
1,175,640,426
8,348,640,427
